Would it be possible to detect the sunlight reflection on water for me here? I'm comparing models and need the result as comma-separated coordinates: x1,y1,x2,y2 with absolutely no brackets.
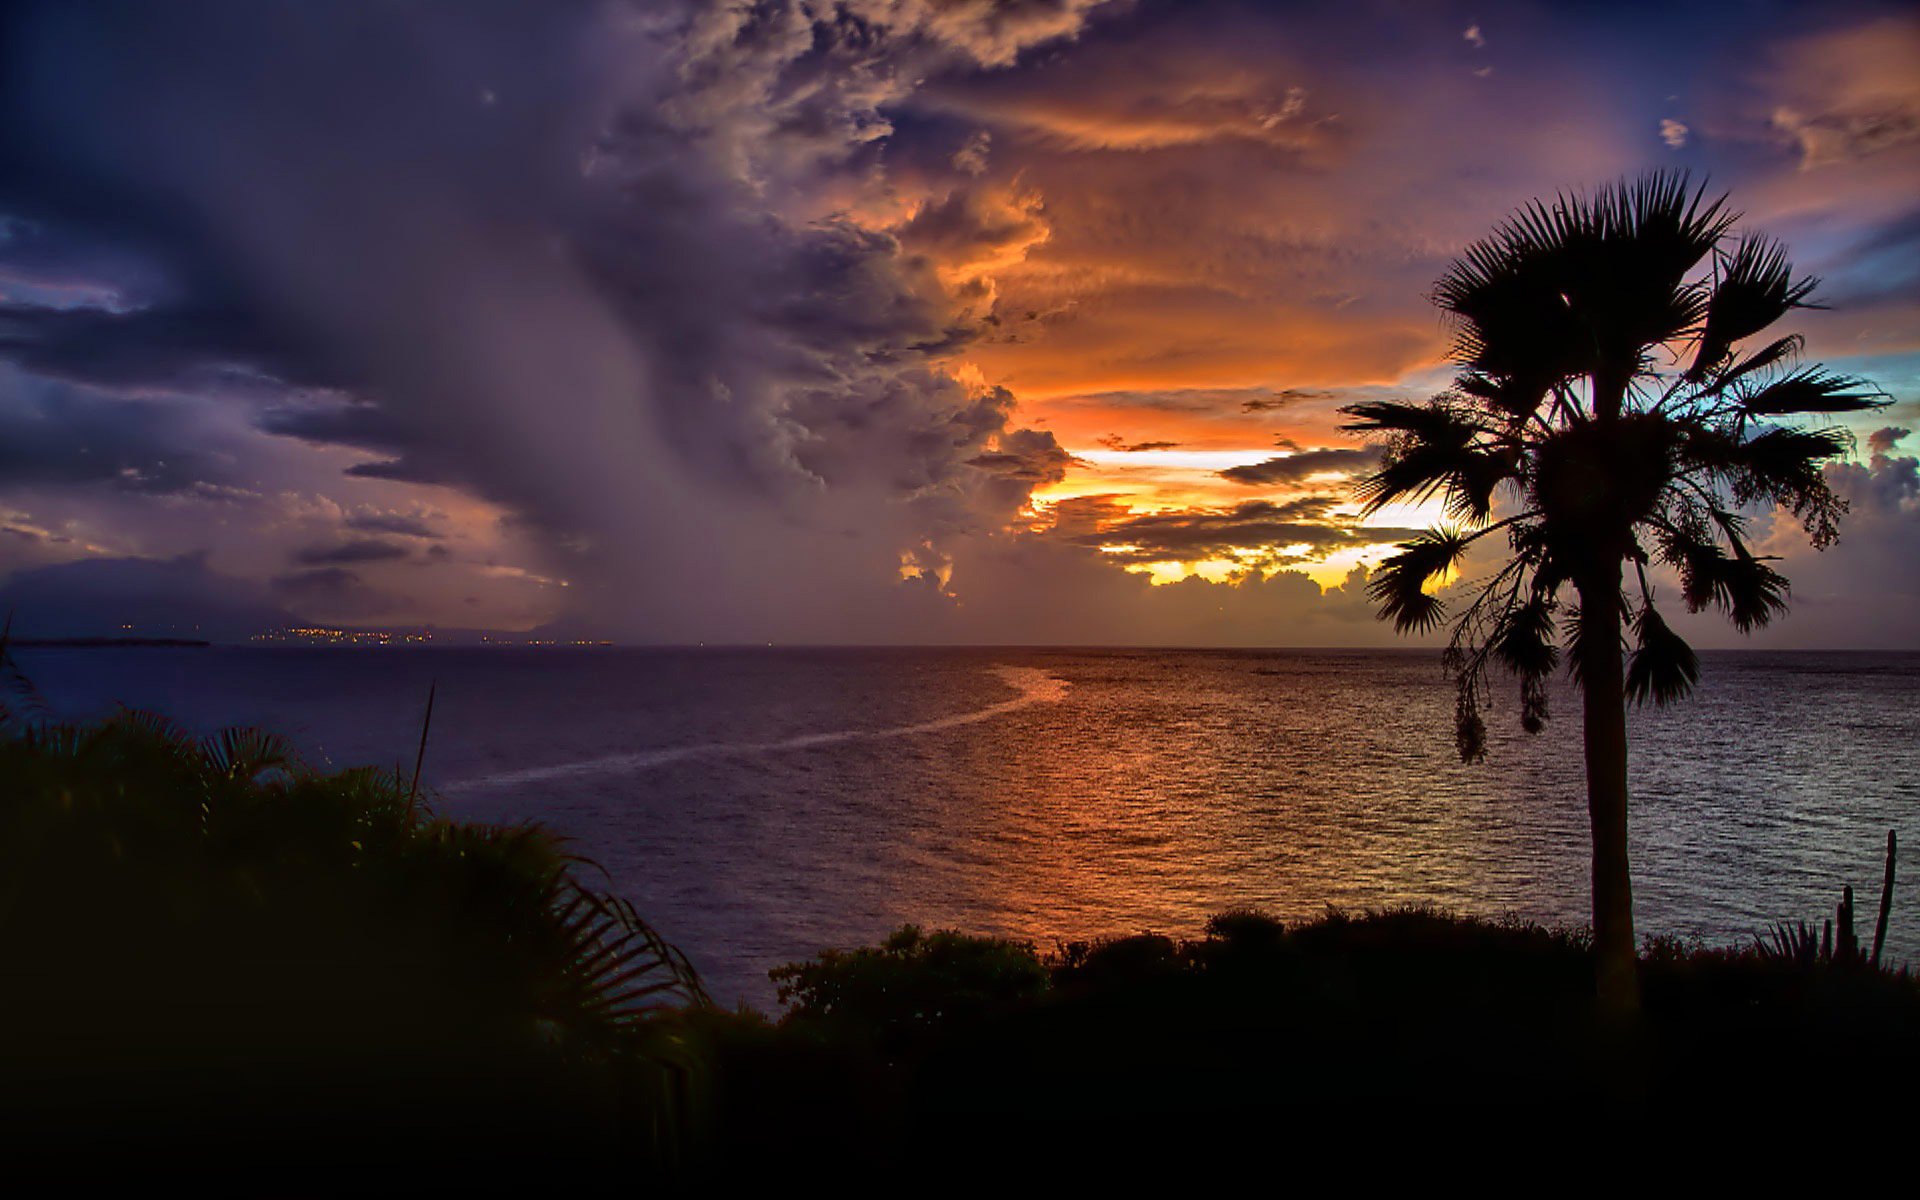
22,645,1920,1007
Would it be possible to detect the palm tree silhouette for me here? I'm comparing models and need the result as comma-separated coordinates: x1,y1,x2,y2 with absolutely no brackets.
1345,173,1886,1012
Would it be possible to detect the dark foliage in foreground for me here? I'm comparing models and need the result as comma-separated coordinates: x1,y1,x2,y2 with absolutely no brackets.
0,709,705,1179
694,906,1919,1164
770,923,1051,1052
4,703,1913,1178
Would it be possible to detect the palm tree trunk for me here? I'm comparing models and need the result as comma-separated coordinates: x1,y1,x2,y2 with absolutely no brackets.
1576,563,1639,1015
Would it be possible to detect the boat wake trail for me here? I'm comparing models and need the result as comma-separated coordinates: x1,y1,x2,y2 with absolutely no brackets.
448,665,1069,793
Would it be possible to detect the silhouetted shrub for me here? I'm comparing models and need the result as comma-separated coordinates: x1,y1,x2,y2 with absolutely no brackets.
771,925,1048,1053
1204,907,1286,948
1051,932,1183,990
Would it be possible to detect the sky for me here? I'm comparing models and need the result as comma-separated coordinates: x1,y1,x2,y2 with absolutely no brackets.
0,0,1916,646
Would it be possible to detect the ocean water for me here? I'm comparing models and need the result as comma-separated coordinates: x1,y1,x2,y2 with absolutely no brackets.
15,645,1919,1006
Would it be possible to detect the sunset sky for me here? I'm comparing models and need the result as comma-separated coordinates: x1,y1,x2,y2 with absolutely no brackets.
2,0,1916,645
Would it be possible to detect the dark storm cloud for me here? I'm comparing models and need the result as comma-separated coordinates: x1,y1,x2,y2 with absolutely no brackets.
252,398,408,454
1836,426,1919,512
0,293,347,393
0,378,233,495
1218,446,1382,486
292,539,411,567
0,200,352,401
751,219,961,353
0,0,592,535
0,0,1093,643
269,567,398,620
254,396,469,487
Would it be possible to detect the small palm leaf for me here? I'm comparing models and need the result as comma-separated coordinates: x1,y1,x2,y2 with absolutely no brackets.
1339,399,1482,444
1689,235,1818,379
1446,446,1519,524
1727,422,1849,483
1453,371,1543,422
106,707,197,758
1489,597,1560,680
1560,604,1604,686
1344,399,1510,519
1518,674,1551,734
1626,603,1699,706
1702,334,1802,392
201,727,300,783
1453,687,1488,764
1757,920,1823,967
1366,530,1469,633
1718,543,1790,633
546,876,710,1033
1737,367,1886,415
1654,516,1726,613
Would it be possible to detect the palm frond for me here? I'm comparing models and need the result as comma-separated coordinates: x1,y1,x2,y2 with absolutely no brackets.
1486,596,1560,734
1453,371,1547,423
1737,367,1887,415
1442,173,1731,390
1653,515,1729,613
1453,686,1488,764
1560,603,1608,687
1626,602,1699,706
1365,530,1469,633
1431,229,1589,385
1680,423,1851,547
1598,170,1734,262
1344,400,1516,519
1489,597,1560,680
1339,399,1480,442
1701,333,1802,393
202,727,301,784
1757,920,1824,967
103,707,197,758
1688,234,1818,379
1447,446,1520,524
1512,524,1568,599
1727,426,1851,547
566,882,708,1009
1718,543,1790,633
1518,674,1551,734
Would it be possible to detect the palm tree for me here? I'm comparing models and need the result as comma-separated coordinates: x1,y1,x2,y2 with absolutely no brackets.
1344,173,1886,1012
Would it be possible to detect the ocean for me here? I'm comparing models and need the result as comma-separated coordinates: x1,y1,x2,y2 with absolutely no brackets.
14,645,1918,1006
